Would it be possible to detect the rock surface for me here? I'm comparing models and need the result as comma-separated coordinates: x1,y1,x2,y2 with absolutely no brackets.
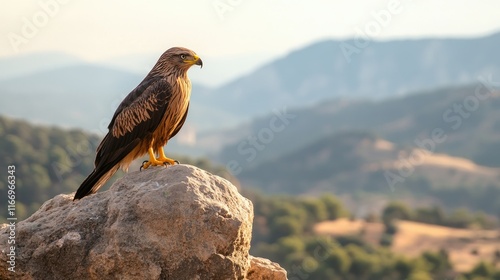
0,165,287,280
247,256,288,280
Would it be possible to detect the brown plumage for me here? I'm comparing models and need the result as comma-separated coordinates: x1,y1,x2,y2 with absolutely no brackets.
74,47,202,200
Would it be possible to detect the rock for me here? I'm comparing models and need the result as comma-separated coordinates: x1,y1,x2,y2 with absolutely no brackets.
0,165,287,280
247,256,288,280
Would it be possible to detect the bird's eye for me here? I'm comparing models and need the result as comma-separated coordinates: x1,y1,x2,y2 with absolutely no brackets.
180,54,186,60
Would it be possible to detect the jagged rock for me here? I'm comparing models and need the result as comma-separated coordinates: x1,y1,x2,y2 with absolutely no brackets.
0,165,287,280
247,256,288,280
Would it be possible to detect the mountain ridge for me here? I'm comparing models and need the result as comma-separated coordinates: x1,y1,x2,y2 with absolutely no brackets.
2,32,500,133
201,31,500,119
212,83,500,170
236,130,500,216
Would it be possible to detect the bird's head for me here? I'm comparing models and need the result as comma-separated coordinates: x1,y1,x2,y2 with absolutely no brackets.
154,47,203,74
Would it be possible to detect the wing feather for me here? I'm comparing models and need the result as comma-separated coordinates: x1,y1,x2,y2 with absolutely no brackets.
94,78,172,168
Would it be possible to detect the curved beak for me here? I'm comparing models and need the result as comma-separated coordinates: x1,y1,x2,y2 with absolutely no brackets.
184,54,203,68
194,55,203,68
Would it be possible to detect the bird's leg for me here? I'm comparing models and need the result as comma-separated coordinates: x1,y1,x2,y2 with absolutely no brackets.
141,147,167,170
157,146,179,165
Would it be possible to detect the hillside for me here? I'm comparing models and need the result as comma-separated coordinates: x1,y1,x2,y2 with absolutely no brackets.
2,114,500,279
238,131,500,215
315,218,500,272
0,116,98,220
238,131,500,193
214,84,500,169
248,191,500,280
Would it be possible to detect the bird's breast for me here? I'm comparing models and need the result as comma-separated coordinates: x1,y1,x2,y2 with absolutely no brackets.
154,76,191,146
171,76,191,122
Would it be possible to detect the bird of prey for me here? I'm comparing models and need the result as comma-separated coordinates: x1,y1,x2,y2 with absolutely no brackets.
74,47,202,200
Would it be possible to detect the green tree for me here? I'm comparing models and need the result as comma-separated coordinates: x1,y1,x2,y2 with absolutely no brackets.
345,244,377,279
277,236,305,261
269,217,302,241
414,206,444,225
324,246,351,274
320,194,345,220
466,261,495,279
302,198,328,224
422,249,452,276
382,201,413,224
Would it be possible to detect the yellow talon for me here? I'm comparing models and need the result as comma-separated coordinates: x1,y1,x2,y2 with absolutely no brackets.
157,146,178,165
140,147,178,170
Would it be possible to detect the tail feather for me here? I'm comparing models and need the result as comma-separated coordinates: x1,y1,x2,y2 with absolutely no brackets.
74,164,119,200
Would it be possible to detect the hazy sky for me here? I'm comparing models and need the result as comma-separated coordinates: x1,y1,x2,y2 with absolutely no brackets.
1,0,500,86
2,0,500,59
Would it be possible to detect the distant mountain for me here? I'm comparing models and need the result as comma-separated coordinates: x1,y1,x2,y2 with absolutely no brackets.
0,64,143,131
0,63,225,143
0,52,83,81
101,52,275,88
2,32,500,156
205,32,500,120
238,131,500,194
212,84,500,169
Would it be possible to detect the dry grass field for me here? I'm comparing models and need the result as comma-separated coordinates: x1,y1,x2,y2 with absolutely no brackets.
314,218,500,272
359,139,500,188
